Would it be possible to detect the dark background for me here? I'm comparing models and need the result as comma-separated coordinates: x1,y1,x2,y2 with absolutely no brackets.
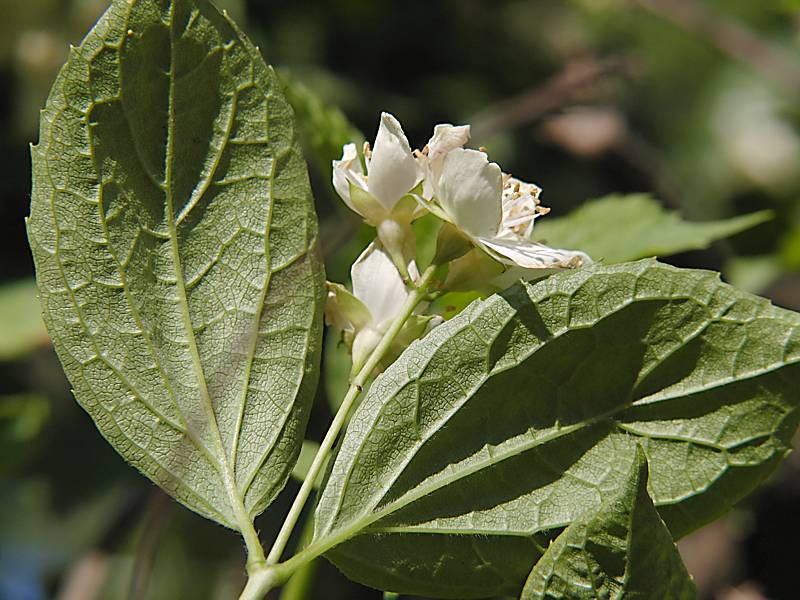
2,1,800,599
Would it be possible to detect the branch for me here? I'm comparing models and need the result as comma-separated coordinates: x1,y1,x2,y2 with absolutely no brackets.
469,57,634,141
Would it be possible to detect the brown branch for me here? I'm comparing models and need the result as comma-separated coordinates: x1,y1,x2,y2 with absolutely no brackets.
469,57,634,141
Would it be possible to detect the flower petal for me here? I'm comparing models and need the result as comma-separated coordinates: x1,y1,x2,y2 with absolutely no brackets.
367,113,421,211
478,237,592,269
427,123,471,163
351,242,410,325
333,143,368,212
435,148,502,239
421,123,471,198
489,266,559,290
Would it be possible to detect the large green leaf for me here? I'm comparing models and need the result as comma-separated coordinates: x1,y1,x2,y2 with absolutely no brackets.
534,194,771,263
520,447,697,599
27,0,324,530
311,260,799,598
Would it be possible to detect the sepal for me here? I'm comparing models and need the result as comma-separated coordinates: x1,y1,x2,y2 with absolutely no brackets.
325,282,372,332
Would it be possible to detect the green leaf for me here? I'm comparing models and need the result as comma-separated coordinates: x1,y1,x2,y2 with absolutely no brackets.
27,0,324,530
0,279,49,360
534,194,772,263
520,447,697,599
311,259,799,598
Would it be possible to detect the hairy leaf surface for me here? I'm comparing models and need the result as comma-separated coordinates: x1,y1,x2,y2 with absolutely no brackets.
27,0,324,529
521,447,697,599
312,260,799,598
534,194,771,263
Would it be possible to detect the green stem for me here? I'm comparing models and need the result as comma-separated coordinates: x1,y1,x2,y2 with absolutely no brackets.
238,568,276,600
239,263,439,600
240,506,267,571
267,263,437,565
278,513,318,600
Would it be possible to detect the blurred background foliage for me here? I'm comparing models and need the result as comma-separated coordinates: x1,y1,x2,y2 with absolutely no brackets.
1,0,800,598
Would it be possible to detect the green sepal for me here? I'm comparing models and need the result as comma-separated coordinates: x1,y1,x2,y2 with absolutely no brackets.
325,282,372,332
433,222,473,266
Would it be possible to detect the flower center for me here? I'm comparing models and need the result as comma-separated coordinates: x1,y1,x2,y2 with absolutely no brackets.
500,174,550,239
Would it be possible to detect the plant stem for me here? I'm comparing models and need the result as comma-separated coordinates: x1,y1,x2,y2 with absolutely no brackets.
238,568,276,600
238,263,439,600
267,263,437,565
278,514,318,600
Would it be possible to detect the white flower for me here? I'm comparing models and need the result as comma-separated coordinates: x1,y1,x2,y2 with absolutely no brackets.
325,242,433,374
332,143,367,210
333,113,421,224
333,113,424,279
418,123,471,199
423,147,591,270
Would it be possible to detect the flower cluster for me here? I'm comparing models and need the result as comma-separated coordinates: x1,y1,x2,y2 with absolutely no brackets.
327,112,591,371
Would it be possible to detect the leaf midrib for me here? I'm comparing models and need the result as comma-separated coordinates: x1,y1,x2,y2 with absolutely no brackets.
307,417,604,563
36,132,234,524
162,1,249,529
230,92,273,477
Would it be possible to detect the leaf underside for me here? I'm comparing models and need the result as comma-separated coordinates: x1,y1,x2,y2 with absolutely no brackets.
521,447,698,600
313,259,800,598
27,0,324,529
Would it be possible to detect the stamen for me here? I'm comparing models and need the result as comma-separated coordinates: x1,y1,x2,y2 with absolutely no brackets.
501,175,548,238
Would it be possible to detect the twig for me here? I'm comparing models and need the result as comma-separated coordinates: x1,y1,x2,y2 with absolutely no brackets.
469,57,633,141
